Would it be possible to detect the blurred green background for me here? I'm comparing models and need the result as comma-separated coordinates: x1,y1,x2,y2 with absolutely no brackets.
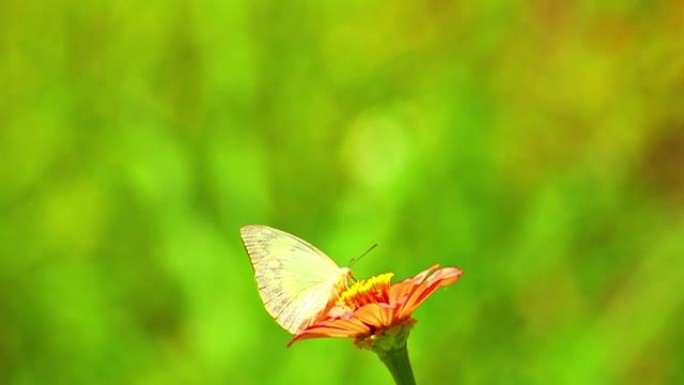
2,1,683,384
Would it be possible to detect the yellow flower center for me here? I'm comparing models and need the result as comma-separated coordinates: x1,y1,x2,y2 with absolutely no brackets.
339,273,394,309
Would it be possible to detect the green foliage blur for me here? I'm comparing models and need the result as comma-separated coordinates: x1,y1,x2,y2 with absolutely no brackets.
2,1,683,384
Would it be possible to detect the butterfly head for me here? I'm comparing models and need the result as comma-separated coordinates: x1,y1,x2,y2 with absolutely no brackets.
338,267,354,289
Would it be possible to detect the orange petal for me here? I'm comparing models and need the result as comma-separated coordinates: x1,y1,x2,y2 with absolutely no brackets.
289,318,371,346
398,267,463,319
397,279,431,319
389,264,443,302
404,264,441,285
353,303,392,328
388,281,413,306
427,267,463,286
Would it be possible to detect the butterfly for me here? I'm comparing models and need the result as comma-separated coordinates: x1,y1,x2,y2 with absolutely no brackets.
240,225,353,334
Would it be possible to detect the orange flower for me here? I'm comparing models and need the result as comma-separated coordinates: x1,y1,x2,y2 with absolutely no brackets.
289,264,463,347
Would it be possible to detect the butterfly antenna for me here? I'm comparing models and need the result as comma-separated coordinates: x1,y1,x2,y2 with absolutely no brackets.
348,243,378,267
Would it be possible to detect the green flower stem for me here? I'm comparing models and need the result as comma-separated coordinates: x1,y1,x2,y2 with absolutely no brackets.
377,342,416,385
358,320,418,385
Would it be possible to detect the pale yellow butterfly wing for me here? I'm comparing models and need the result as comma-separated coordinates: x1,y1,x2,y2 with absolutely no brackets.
240,225,350,333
